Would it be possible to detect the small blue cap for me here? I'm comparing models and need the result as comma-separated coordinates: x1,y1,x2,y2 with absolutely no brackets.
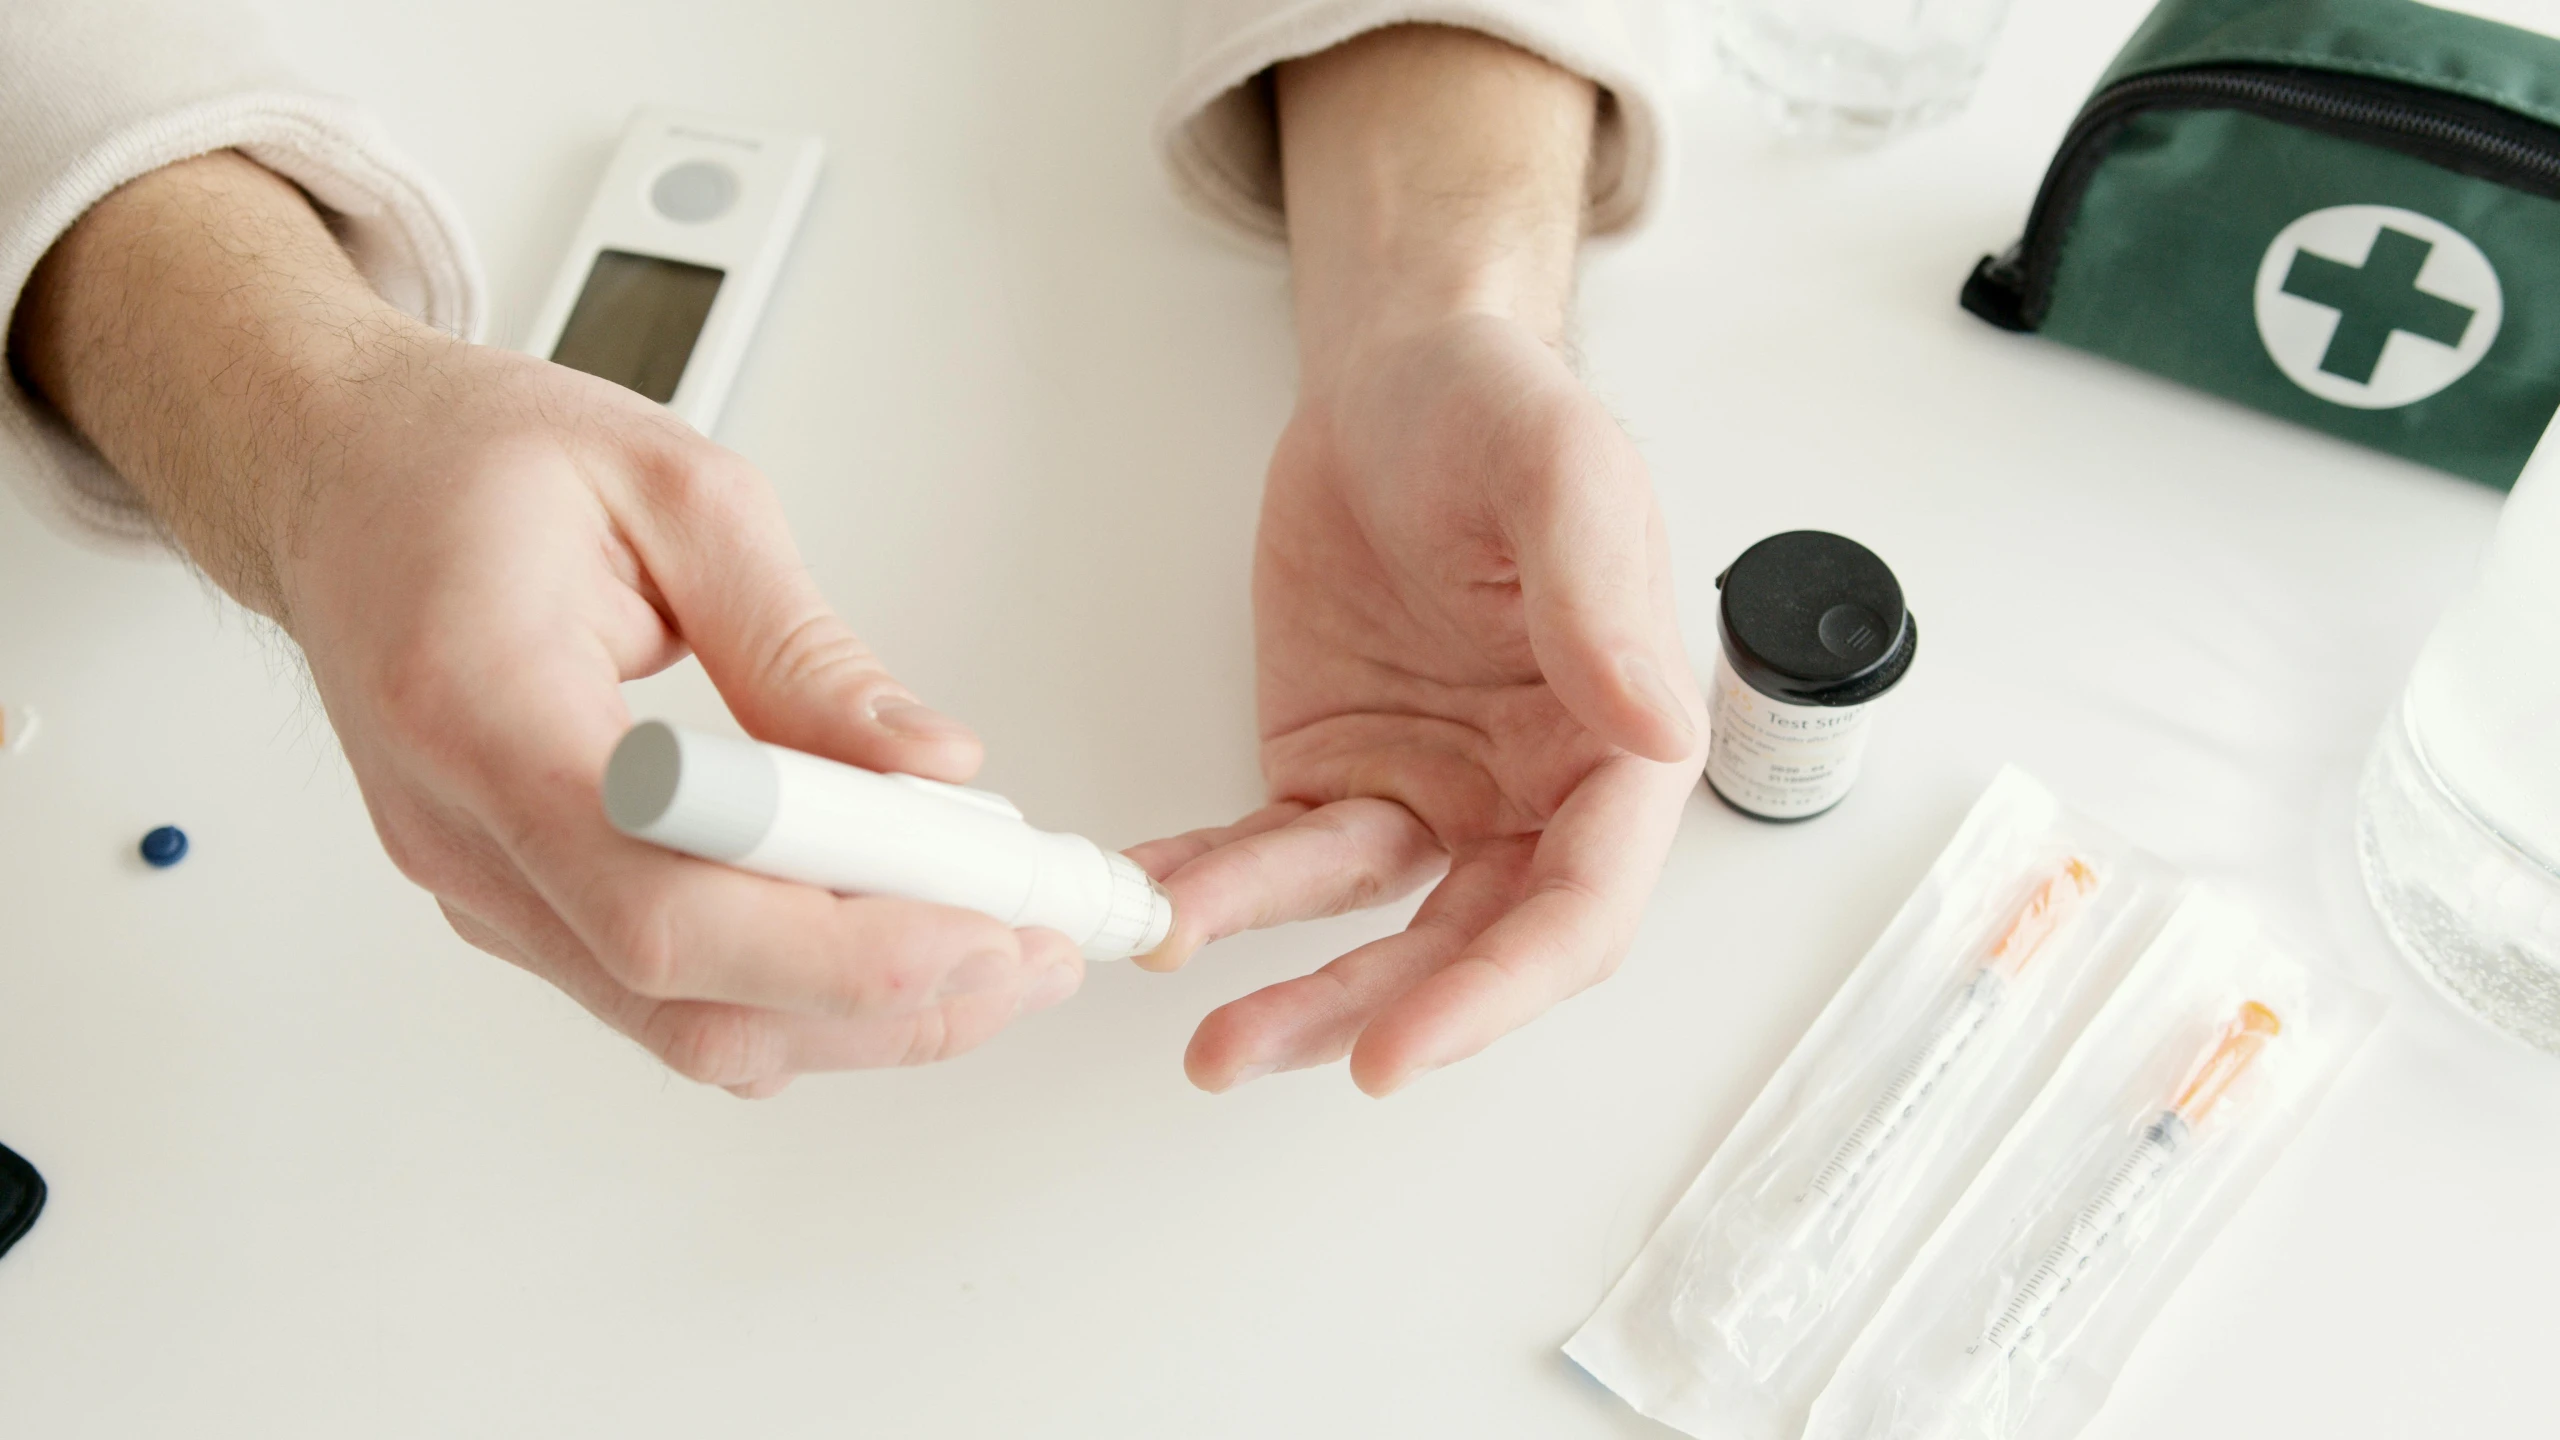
139,826,189,868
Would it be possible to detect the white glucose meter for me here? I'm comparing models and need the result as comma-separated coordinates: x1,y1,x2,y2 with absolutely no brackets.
524,108,823,433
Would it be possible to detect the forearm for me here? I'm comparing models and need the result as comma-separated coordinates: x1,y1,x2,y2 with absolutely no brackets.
1275,25,1597,370
7,151,423,620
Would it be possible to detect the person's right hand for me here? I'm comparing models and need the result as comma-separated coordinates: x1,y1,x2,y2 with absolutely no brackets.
11,152,1082,1095
284,338,1086,1096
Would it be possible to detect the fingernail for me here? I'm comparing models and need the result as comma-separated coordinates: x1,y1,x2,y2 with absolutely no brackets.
870,694,976,742
1621,655,1697,748
1020,962,1081,1013
1224,1062,1275,1091
938,949,1017,1000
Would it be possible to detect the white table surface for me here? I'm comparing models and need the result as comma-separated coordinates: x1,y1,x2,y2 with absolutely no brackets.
3,1,2554,1435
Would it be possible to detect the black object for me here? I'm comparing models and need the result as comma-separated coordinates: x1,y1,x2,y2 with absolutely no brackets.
1962,62,2560,335
0,1140,43,1263
1715,531,1917,708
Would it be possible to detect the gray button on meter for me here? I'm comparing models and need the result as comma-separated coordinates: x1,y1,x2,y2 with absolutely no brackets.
650,160,740,223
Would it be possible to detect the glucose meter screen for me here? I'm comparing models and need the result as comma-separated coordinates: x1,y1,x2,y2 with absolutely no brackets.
550,250,725,404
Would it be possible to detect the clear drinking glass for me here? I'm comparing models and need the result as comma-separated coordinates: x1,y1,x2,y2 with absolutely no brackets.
2359,703,2560,1054
2357,432,2560,1055
1710,0,2017,144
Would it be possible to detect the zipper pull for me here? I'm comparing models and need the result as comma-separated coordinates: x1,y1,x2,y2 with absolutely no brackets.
1962,242,2034,332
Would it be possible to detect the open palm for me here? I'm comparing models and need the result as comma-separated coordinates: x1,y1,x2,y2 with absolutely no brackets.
1131,314,1704,1095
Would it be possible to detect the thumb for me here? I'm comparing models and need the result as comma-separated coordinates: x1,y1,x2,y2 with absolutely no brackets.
1507,436,1701,766
622,452,983,782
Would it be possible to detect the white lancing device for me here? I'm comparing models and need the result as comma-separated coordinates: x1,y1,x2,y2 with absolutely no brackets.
523,107,823,433
603,722,1174,962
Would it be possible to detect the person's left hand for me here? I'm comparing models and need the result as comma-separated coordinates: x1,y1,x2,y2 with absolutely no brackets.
1127,310,1703,1096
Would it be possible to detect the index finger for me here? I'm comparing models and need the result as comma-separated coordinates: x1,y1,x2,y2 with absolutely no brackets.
1129,797,1446,972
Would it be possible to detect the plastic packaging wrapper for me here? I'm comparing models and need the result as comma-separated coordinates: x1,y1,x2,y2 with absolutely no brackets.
1803,890,2383,1440
1566,768,2185,1440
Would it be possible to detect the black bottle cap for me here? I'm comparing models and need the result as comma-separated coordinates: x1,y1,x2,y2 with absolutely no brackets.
1715,531,1916,708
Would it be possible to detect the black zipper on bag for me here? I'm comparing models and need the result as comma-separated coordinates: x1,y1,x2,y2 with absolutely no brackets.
1964,62,2560,332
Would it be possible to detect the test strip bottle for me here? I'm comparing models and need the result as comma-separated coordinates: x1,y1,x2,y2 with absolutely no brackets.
1704,531,1916,821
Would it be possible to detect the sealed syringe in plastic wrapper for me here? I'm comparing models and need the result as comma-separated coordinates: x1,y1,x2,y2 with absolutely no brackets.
1803,890,2383,1440
1566,769,2184,1440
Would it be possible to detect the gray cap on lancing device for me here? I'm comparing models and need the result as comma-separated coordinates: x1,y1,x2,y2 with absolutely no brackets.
602,721,779,861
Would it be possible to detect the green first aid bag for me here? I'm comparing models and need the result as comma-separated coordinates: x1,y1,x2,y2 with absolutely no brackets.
1963,0,2560,490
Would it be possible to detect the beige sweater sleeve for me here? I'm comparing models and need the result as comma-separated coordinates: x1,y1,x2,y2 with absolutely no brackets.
1156,0,1678,246
0,0,482,552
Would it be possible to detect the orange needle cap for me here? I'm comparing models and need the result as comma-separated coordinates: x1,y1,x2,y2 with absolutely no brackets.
1985,858,2102,977
2172,1001,2282,1124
